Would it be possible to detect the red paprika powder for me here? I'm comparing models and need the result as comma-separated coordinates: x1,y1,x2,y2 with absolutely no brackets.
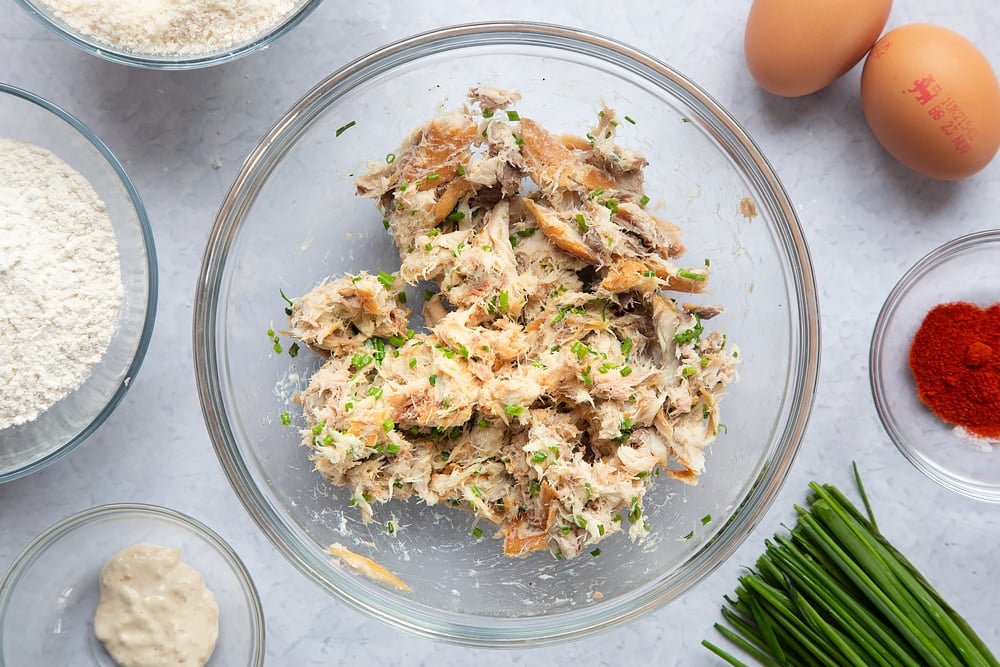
908,301,1000,440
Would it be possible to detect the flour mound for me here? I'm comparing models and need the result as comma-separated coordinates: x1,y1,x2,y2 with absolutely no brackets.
0,138,124,430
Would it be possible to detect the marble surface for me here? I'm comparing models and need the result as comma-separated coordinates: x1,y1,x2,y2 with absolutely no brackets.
2,2,999,664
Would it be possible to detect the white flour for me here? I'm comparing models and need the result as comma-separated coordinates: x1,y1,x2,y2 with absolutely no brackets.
0,138,124,430
38,0,298,57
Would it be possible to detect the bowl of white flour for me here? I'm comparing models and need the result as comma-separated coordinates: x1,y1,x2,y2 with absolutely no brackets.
14,0,324,68
0,83,157,483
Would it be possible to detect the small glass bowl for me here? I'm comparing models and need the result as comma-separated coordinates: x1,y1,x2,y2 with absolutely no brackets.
0,84,157,484
14,0,324,69
0,504,265,666
870,229,1000,501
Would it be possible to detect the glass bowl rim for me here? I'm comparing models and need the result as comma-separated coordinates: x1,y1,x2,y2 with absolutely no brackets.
869,228,1000,502
0,502,266,666
193,20,821,646
0,82,158,484
12,0,325,70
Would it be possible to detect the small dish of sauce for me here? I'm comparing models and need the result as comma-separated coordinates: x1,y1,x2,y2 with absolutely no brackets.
94,543,219,667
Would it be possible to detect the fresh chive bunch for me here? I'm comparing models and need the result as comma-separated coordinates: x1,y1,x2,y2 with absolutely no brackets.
704,466,997,667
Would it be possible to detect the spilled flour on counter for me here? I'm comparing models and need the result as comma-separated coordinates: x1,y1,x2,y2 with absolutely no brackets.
0,138,123,430
37,0,298,57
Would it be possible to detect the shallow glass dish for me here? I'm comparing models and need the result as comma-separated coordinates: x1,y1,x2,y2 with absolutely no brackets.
871,229,1000,502
14,0,323,69
0,84,157,484
194,22,820,645
0,503,265,666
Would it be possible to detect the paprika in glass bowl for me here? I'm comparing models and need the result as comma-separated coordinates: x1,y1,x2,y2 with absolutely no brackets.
870,229,1000,502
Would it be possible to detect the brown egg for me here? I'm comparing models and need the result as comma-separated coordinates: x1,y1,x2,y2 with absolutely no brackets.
861,24,1000,180
745,0,892,97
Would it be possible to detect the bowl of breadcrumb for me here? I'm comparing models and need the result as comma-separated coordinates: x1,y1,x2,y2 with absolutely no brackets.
13,0,323,69
0,84,156,483
195,22,820,645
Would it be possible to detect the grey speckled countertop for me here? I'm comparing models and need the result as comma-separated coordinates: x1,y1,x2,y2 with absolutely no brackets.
2,2,999,665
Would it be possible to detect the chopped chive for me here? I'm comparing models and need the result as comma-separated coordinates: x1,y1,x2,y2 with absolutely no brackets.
425,173,441,182
428,374,438,387
531,451,547,463
591,549,602,557
624,115,636,124
639,194,650,206
446,210,466,223
335,120,357,136
505,405,525,417
279,412,291,426
279,288,294,311
628,497,642,523
575,213,589,233
677,269,707,282
682,366,698,377
472,526,483,538
620,366,633,377
498,290,509,312
288,342,299,358
385,152,396,164
456,164,466,176
368,386,383,399
382,418,394,432
621,337,633,356
506,110,521,121
377,271,396,289
674,314,704,345
408,358,417,369
701,514,712,525
482,108,494,118
351,353,372,370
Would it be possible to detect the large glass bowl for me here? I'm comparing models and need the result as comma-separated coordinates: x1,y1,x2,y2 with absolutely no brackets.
194,22,820,646
14,0,323,69
0,83,157,483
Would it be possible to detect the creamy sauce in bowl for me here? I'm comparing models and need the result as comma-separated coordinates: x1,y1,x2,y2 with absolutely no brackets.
94,543,219,667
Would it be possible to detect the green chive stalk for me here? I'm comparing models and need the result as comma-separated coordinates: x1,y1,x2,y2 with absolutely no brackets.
704,464,998,666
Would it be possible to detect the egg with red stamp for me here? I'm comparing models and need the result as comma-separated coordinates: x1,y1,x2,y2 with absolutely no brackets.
861,23,1000,180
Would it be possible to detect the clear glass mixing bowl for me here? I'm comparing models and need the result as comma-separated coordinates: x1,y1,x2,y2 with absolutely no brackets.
194,22,820,646
0,83,157,483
